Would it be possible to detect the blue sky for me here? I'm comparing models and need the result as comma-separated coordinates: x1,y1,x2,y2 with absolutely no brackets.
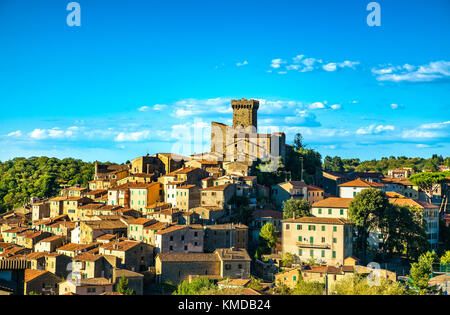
0,0,449,163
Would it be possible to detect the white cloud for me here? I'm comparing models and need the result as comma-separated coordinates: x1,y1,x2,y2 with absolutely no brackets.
373,61,450,82
419,121,450,130
401,130,440,139
236,60,248,67
331,104,341,110
115,130,151,142
174,109,194,118
138,106,150,112
356,124,395,135
323,63,337,72
153,104,167,111
273,53,359,74
338,61,360,69
29,129,48,140
309,102,326,109
7,130,22,137
270,59,286,69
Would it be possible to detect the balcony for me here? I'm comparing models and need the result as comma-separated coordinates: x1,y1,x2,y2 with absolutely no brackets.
296,242,330,249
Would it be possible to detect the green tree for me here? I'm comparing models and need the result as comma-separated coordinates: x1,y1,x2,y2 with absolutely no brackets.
348,188,390,262
332,274,406,295
331,156,344,172
247,277,264,291
293,133,305,150
117,275,134,295
281,252,294,268
282,199,311,219
409,172,447,207
293,276,325,295
440,251,450,265
173,277,216,295
323,156,333,171
408,251,439,295
259,222,277,251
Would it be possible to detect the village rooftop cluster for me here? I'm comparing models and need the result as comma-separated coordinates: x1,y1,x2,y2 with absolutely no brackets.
0,99,449,295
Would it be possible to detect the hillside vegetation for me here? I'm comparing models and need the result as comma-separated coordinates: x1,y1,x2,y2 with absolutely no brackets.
0,157,94,213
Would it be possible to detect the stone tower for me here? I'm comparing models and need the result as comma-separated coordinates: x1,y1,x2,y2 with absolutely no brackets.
231,98,259,131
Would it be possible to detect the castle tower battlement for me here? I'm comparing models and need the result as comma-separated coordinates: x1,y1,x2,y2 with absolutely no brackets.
231,98,259,130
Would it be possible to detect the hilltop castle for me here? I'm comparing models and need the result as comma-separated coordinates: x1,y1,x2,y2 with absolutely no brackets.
208,98,286,163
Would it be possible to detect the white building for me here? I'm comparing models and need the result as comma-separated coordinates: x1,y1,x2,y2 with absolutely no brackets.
339,179,386,198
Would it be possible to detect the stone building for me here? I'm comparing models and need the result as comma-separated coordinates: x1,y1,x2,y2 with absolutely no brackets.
155,247,251,285
203,224,248,252
154,225,204,254
281,217,353,266
210,99,286,163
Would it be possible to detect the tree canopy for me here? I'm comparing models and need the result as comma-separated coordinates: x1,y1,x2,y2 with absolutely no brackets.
117,275,134,295
173,277,216,295
0,157,94,213
408,251,439,295
282,199,311,219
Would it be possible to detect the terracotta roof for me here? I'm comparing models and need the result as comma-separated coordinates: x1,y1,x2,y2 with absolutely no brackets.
312,197,353,208
144,221,170,231
74,252,103,262
82,220,127,230
24,252,47,260
303,265,347,274
128,182,160,189
17,230,45,239
381,178,414,186
38,235,64,243
96,234,117,241
157,253,219,262
172,167,200,175
86,189,108,195
100,292,123,295
429,273,450,285
155,225,187,235
177,184,197,189
385,191,405,198
57,243,96,252
389,198,439,209
129,218,154,226
282,217,352,225
215,248,251,261
202,184,232,191
24,269,49,282
307,185,324,191
100,240,141,252
79,278,111,286
114,268,144,278
192,206,224,212
339,179,386,188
